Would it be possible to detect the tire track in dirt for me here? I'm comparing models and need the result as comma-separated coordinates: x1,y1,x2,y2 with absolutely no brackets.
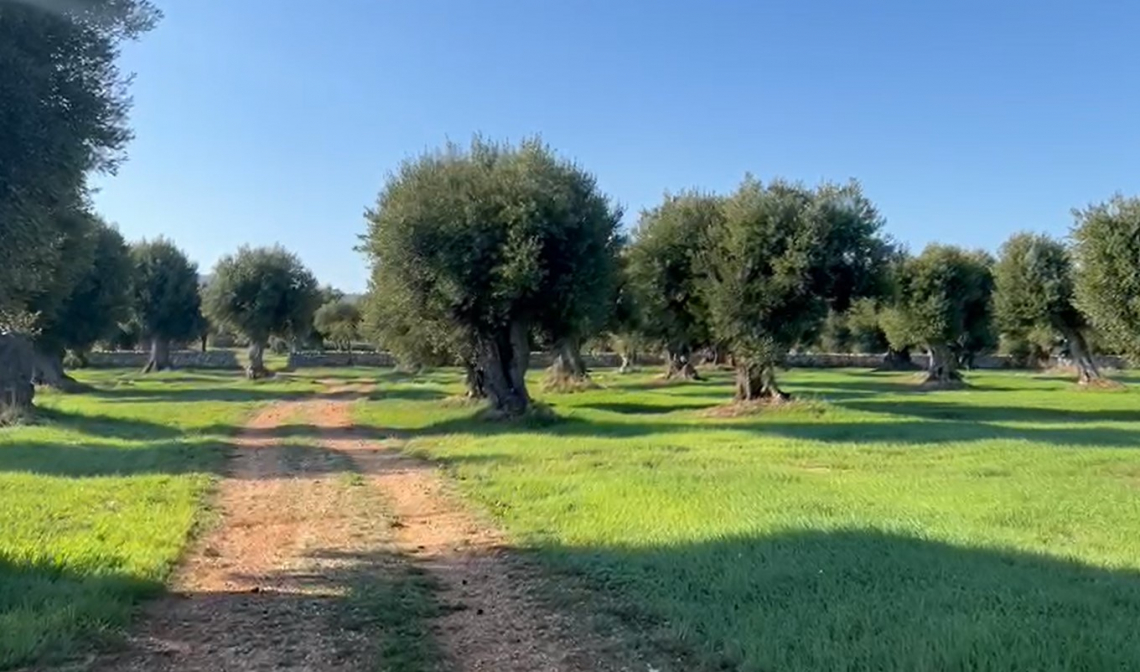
316,382,639,672
91,383,641,672
91,398,396,671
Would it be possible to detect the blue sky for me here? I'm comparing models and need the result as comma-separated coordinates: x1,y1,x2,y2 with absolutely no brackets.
93,0,1139,292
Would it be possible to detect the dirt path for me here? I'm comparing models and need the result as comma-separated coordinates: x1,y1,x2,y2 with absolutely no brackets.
91,384,638,672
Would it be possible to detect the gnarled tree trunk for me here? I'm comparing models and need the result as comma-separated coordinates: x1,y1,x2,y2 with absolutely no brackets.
665,348,701,380
923,342,962,386
246,341,270,379
0,334,35,418
877,347,917,371
735,363,791,402
477,320,531,417
141,336,172,373
31,347,83,392
1059,326,1104,386
618,350,635,374
546,335,590,388
463,359,486,399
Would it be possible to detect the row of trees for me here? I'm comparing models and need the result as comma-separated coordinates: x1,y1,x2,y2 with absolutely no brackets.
362,138,1140,416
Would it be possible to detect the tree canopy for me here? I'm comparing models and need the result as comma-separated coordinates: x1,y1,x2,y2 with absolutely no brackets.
994,232,1103,384
697,177,889,400
886,245,994,385
626,192,720,379
314,300,362,352
129,238,202,373
361,137,622,415
1072,195,1140,364
203,245,320,378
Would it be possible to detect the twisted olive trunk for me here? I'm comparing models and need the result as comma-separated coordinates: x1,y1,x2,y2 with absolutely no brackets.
142,337,172,373
1059,325,1103,386
476,321,530,416
665,348,700,380
31,347,83,392
246,342,269,379
735,363,790,402
547,335,589,386
463,359,486,399
923,342,962,386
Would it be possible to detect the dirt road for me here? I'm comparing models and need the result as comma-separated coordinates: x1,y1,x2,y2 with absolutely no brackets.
90,384,637,672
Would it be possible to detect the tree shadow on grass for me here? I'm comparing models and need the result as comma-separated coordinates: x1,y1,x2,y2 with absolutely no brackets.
89,385,318,404
0,439,231,477
0,552,161,669
841,399,1140,424
383,410,1140,448
538,529,1140,671
34,407,183,440
579,401,720,415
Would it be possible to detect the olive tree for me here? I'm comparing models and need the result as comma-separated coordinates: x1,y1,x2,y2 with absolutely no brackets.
1072,195,1140,363
362,138,622,416
32,216,131,387
0,0,159,315
699,177,889,401
203,245,320,379
886,245,994,386
129,238,202,373
995,232,1105,384
627,192,720,379
314,300,362,352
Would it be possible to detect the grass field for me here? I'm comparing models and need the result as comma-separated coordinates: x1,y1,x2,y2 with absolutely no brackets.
353,367,1140,671
0,369,315,669
4,366,1140,670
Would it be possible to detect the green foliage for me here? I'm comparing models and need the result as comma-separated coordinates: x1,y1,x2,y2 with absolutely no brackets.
362,137,622,410
698,177,888,371
23,208,101,349
846,298,890,353
0,0,159,314
626,192,719,355
314,300,362,350
128,238,202,343
202,245,320,347
994,233,1084,338
887,245,994,354
1072,195,1140,362
47,219,132,353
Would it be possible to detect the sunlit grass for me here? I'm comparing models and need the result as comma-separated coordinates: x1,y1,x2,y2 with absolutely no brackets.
355,367,1140,671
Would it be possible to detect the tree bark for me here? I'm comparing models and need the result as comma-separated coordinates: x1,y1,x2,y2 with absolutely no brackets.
0,333,36,418
618,351,633,374
734,363,791,402
476,321,530,417
547,336,590,388
922,342,962,386
665,348,701,380
878,347,918,371
1059,326,1104,386
141,337,172,373
200,333,208,352
246,341,270,379
463,359,486,399
31,348,83,392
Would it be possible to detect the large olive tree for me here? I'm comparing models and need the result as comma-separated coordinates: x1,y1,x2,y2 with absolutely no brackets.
1072,195,1140,363
129,238,203,373
0,0,158,315
995,232,1105,384
698,177,889,401
626,192,720,379
886,245,994,386
314,300,362,352
203,246,320,379
362,138,622,416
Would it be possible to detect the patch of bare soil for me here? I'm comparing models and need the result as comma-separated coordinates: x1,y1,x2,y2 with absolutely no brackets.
312,387,640,672
89,383,643,672
89,401,396,671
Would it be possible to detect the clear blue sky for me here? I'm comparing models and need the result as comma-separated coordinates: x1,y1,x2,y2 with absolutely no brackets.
92,0,1139,293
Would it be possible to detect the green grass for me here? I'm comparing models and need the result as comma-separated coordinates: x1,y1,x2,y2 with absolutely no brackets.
354,367,1140,671
0,369,312,669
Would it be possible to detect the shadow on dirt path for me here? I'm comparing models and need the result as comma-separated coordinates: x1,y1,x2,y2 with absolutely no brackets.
86,382,641,672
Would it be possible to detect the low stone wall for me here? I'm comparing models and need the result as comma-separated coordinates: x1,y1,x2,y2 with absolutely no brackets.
286,351,396,368
86,350,241,370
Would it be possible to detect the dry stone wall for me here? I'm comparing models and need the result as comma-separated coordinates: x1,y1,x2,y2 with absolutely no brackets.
86,350,240,370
